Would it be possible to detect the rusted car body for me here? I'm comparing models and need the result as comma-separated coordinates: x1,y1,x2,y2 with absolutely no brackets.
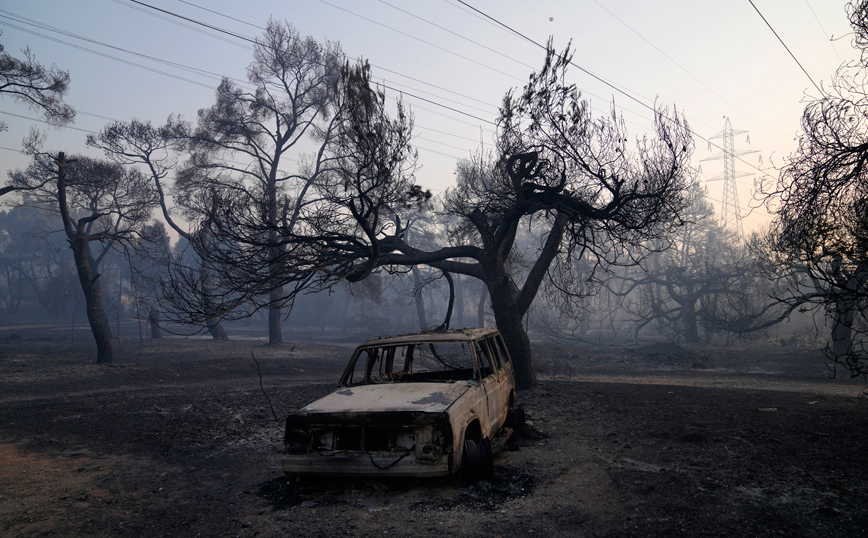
281,328,520,479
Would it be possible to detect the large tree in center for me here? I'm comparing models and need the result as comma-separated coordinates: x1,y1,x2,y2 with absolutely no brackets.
244,45,693,389
180,44,693,388
392,47,692,388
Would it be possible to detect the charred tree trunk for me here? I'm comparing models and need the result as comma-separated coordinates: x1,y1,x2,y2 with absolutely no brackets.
436,270,455,330
454,273,465,328
266,159,284,345
56,153,113,364
206,314,229,340
476,286,487,328
412,265,427,331
831,292,856,357
149,308,162,339
200,260,229,341
268,287,283,345
70,240,113,363
488,286,536,390
683,305,700,344
86,248,112,339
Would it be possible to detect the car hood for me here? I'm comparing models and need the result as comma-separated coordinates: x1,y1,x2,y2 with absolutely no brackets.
299,382,472,415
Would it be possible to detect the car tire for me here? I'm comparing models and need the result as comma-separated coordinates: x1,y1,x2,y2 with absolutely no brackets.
506,404,526,432
463,439,484,481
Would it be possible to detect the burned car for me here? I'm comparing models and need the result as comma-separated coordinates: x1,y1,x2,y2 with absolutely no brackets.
281,328,523,480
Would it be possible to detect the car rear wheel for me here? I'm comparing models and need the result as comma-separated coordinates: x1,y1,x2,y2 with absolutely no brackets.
506,404,526,432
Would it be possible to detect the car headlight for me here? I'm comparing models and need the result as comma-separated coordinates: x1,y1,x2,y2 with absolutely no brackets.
415,423,451,462
285,429,310,455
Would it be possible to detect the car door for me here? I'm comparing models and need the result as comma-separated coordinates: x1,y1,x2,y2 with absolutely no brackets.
474,338,507,437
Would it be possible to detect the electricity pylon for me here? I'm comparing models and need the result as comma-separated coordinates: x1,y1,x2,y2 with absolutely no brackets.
700,117,757,241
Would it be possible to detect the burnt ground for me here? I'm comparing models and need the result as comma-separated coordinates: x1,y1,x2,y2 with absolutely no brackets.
1,325,867,537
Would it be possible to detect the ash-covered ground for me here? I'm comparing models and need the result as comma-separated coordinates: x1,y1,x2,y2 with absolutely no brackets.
1,327,866,537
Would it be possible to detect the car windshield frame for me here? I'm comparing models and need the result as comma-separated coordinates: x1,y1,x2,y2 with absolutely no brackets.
338,339,484,387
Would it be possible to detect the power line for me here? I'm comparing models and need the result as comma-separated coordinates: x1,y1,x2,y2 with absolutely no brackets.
122,0,498,125
415,123,487,143
2,3,500,135
376,0,537,72
452,0,646,108
153,0,645,137
178,0,761,177
748,0,824,96
77,110,124,123
450,0,769,177
5,0,779,185
0,110,98,134
804,0,845,63
0,10,248,87
323,0,657,130
178,0,499,111
318,0,524,83
177,0,262,31
590,1,788,148
373,64,497,109
112,0,250,50
414,144,463,160
381,78,496,115
0,19,219,90
414,135,474,153
380,82,495,125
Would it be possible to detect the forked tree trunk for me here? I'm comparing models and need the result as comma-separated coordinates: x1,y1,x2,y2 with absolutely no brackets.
490,298,536,390
486,280,536,390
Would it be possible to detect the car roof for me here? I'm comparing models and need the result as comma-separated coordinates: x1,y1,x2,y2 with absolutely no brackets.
358,327,500,347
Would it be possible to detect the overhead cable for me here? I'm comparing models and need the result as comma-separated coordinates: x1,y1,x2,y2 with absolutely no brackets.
748,0,824,96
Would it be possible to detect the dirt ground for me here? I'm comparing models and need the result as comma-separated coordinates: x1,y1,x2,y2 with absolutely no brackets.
1,325,867,537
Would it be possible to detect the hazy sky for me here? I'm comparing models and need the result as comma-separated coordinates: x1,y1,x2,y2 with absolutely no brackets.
0,0,858,233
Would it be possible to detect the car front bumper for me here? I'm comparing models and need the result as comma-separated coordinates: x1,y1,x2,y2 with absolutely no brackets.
281,451,452,477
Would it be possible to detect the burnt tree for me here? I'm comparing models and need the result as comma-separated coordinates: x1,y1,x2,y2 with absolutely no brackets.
7,149,156,363
758,0,868,376
88,119,231,340
0,40,75,197
177,45,693,389
177,19,342,345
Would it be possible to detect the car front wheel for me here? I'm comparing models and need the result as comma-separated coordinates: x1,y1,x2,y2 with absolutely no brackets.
463,438,494,481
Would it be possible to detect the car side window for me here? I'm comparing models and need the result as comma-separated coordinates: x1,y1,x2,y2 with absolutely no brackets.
483,337,502,369
474,341,496,378
493,335,511,364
